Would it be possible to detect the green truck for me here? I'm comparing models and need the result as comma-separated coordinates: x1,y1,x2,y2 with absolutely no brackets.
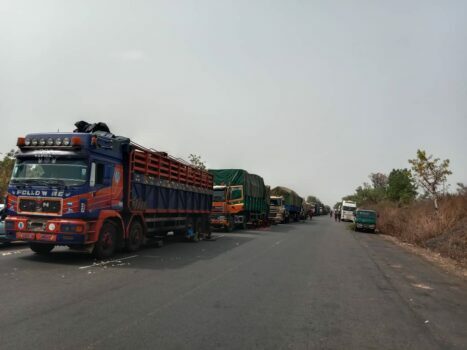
209,169,269,230
354,209,377,233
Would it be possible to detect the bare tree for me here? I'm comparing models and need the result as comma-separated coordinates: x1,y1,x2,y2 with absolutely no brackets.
409,149,452,209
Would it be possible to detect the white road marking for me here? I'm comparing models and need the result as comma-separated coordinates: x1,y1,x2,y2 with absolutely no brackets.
412,283,433,290
1,248,30,256
79,255,138,270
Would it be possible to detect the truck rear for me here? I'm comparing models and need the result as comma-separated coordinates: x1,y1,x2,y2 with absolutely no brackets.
4,123,213,258
209,169,268,231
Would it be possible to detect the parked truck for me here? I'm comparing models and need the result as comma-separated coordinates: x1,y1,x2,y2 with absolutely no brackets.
4,122,213,258
269,195,286,224
270,187,303,223
300,201,313,220
209,169,269,231
340,200,357,221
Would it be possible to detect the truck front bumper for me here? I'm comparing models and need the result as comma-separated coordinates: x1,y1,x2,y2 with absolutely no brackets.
5,217,93,245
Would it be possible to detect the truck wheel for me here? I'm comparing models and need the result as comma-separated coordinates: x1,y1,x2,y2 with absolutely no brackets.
192,220,202,242
30,243,54,255
93,222,117,259
127,221,144,252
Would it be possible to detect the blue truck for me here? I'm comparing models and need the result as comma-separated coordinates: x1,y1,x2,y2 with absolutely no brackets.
4,122,213,258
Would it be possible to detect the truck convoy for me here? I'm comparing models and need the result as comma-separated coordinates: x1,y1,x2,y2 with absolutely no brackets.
340,200,357,221
270,186,303,223
4,122,213,258
209,169,269,231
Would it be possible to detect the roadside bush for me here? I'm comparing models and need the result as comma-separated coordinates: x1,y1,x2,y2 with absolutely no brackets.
371,194,467,264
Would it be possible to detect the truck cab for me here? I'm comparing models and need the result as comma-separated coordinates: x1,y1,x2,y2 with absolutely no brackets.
354,209,377,233
5,132,127,256
340,200,357,221
269,196,287,224
210,185,245,231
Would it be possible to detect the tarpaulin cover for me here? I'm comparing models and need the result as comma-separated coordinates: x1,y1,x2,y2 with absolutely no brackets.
209,169,269,213
270,186,303,207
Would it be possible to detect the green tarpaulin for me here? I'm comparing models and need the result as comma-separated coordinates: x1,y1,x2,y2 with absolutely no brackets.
270,186,303,207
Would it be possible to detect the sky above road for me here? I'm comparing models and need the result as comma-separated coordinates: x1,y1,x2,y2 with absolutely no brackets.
1,0,466,205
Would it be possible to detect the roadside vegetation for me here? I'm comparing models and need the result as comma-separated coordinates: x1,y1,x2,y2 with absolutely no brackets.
342,149,467,265
0,150,15,200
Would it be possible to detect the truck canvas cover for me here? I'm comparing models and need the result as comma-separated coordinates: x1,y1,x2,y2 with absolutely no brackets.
270,186,303,208
209,169,269,213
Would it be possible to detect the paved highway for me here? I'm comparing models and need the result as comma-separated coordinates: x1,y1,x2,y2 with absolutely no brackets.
0,217,466,349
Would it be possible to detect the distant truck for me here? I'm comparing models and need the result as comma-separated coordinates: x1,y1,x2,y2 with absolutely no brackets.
340,200,357,221
269,195,286,224
4,122,213,258
300,201,313,220
209,169,269,231
270,187,303,223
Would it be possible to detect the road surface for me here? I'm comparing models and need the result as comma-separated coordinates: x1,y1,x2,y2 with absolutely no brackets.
0,217,466,349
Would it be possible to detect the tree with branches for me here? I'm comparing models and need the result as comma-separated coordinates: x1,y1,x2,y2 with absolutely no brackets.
409,149,452,210
188,154,207,170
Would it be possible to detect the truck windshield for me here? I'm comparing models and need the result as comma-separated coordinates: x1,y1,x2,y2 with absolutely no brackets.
213,189,225,201
11,159,88,186
343,206,356,212
270,199,281,206
357,211,376,218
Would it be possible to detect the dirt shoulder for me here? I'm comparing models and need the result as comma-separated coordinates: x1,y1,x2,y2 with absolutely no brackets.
380,234,467,280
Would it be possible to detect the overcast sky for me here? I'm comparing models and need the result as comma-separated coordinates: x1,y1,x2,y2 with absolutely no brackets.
1,0,466,205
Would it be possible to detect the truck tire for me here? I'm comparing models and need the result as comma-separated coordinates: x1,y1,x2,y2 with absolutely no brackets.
192,220,202,242
30,243,54,255
93,222,117,259
127,221,144,252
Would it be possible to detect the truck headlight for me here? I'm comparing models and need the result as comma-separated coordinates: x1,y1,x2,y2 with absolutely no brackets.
25,138,31,146
63,137,71,146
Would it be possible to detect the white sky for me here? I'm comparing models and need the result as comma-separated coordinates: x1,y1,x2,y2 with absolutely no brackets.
1,0,466,205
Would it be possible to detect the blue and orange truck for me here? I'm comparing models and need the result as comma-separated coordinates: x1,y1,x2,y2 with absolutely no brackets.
4,122,213,258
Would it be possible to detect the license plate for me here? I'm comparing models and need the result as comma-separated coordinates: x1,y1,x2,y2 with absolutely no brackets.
35,233,56,242
16,232,36,240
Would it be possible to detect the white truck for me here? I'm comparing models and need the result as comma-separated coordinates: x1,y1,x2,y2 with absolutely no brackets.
269,196,287,224
340,200,357,222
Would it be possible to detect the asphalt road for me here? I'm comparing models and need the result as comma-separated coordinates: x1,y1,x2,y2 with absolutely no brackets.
0,217,466,350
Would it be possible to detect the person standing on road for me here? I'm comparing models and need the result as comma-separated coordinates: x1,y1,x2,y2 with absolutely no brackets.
330,210,333,218
334,210,340,222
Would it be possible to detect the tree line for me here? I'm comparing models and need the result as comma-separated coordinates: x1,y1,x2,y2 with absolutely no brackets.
337,149,458,210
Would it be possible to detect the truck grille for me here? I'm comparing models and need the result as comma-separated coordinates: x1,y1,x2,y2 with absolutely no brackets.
19,198,62,215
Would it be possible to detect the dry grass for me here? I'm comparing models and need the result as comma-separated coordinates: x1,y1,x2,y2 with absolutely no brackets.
370,194,467,265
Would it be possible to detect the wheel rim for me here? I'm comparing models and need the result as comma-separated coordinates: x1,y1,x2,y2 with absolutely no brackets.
102,231,113,250
130,225,141,246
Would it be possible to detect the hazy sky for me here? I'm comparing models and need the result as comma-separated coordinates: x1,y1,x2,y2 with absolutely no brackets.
1,0,466,205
